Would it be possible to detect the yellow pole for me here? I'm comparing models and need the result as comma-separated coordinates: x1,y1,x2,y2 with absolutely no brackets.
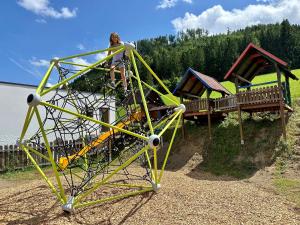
75,188,152,209
59,61,121,74
19,106,34,142
36,61,55,94
34,107,67,203
41,47,125,96
25,144,51,162
145,149,154,180
158,109,182,137
20,144,63,203
40,101,148,141
130,50,154,135
153,147,158,184
158,114,181,183
74,145,149,205
133,49,179,104
58,45,123,61
130,73,179,106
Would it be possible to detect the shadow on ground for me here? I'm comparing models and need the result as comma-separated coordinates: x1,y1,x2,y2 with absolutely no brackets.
0,183,154,225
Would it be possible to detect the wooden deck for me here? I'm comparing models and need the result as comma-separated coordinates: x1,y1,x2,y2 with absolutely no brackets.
183,85,292,121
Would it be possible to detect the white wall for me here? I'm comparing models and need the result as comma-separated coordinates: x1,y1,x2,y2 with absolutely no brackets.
0,82,115,145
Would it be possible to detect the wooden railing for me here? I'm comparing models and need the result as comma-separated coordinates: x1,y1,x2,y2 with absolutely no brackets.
213,95,237,111
0,139,85,171
184,99,208,113
236,85,281,105
180,86,283,115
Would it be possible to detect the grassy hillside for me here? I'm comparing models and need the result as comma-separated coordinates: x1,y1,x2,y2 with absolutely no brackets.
162,99,300,178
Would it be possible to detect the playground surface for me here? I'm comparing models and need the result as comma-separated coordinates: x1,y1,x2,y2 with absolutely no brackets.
0,164,299,225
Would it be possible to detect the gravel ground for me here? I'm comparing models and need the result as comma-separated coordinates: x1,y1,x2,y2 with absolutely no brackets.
0,168,299,225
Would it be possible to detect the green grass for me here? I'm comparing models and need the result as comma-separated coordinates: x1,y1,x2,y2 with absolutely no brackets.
0,165,52,180
274,178,300,207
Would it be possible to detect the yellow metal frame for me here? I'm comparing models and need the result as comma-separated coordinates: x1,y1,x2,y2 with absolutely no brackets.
19,46,184,211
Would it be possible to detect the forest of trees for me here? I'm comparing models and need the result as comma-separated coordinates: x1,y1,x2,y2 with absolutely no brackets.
135,19,300,90
72,20,300,92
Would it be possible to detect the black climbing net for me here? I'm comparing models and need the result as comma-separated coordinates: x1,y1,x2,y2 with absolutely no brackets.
26,58,175,197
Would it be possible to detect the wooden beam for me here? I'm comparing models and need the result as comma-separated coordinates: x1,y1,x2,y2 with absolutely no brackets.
234,77,239,94
207,90,212,140
180,92,202,99
233,73,252,85
247,87,253,119
237,104,244,145
284,74,292,106
275,63,287,140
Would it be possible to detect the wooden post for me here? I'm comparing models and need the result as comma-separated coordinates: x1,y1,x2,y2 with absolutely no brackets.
275,63,286,140
207,89,212,140
285,74,291,106
180,94,185,139
247,87,253,119
235,77,244,144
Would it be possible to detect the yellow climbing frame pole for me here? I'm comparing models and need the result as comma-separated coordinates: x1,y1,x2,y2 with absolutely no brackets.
75,188,153,209
36,61,55,94
58,45,123,61
158,109,182,137
130,50,154,135
133,49,180,105
41,46,125,96
158,114,181,183
74,145,150,207
59,61,121,74
34,107,67,203
20,144,63,203
19,106,34,143
130,73,179,107
40,101,148,141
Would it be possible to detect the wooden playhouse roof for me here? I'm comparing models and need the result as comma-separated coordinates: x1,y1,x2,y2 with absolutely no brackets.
224,43,298,82
173,68,231,98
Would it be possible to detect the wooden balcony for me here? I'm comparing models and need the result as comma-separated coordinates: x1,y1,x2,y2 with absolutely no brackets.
182,85,292,118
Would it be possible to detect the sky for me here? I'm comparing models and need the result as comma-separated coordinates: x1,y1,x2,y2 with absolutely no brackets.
1,0,300,86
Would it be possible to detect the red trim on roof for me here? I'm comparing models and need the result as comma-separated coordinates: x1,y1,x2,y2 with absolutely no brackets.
224,43,288,80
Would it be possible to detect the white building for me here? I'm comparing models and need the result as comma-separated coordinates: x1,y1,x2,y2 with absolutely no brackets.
0,81,115,145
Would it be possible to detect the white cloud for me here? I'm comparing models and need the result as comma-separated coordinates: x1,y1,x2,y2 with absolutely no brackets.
29,57,49,67
71,57,90,70
77,44,85,51
172,0,300,34
17,0,77,19
157,0,192,9
95,52,107,61
157,0,177,9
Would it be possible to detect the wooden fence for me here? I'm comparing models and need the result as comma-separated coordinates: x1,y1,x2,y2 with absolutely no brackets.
184,98,208,113
213,95,237,111
236,85,281,105
0,140,85,172
182,85,283,114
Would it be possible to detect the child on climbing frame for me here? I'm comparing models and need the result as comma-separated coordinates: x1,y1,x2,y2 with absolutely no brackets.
107,32,127,92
